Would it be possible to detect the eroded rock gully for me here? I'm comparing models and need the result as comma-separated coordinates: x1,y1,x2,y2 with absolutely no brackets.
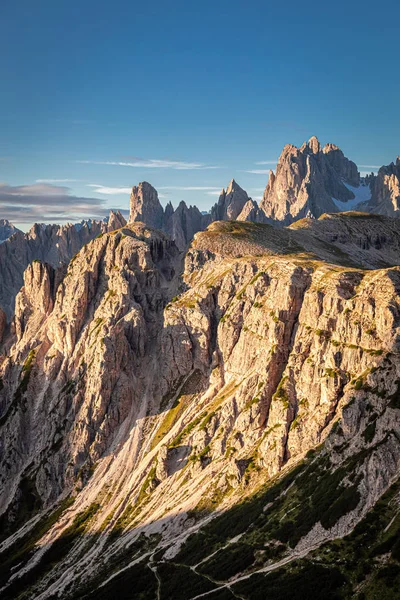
0,218,400,599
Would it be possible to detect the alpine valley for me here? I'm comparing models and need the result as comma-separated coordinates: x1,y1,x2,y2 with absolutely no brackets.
1,137,400,600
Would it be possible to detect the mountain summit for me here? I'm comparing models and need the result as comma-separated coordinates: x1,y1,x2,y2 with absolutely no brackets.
259,136,360,223
0,219,21,243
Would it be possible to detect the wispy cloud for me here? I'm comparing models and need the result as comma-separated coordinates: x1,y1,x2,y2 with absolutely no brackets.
255,160,277,165
358,165,381,169
206,191,222,196
0,182,124,225
87,184,131,195
77,158,221,170
36,178,79,183
158,186,221,191
244,169,270,175
87,184,166,198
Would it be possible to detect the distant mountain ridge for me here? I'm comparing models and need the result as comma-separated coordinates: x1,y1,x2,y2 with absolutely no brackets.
0,219,22,244
0,136,399,323
127,137,399,238
1,213,400,598
0,211,126,319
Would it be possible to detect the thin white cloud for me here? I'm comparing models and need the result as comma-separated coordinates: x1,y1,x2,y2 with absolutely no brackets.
0,182,125,225
358,165,381,169
87,184,166,198
36,178,79,183
206,191,222,196
158,186,221,191
77,158,220,170
244,169,270,175
87,184,131,195
255,160,277,165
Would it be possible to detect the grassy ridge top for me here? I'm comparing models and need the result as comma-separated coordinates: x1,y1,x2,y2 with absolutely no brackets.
192,214,400,270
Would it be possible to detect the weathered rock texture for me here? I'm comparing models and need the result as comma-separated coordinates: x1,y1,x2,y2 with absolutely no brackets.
0,216,400,599
129,182,210,250
259,136,361,224
0,212,125,320
0,219,22,244
210,179,250,221
366,156,400,216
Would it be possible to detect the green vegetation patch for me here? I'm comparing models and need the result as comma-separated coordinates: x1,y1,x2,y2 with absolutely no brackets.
232,561,348,600
79,560,157,600
1,502,100,600
157,562,217,599
198,542,256,580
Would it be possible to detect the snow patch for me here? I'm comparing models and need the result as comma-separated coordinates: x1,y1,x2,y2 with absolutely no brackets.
332,182,372,212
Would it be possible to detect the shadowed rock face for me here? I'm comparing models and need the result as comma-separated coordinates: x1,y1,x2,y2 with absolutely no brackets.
210,179,250,221
129,182,210,250
0,215,400,599
0,212,126,320
366,157,400,216
0,219,22,244
129,182,164,229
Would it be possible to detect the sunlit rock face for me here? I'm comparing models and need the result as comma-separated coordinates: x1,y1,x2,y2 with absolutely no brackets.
259,136,360,224
210,179,250,221
366,157,400,216
129,181,210,251
0,214,400,598
0,212,123,320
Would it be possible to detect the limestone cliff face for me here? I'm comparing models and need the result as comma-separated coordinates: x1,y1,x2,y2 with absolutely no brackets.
0,212,123,320
259,137,360,224
323,142,360,186
129,182,210,250
163,200,211,251
129,182,164,229
1,216,400,599
0,219,21,244
366,157,400,216
210,179,250,221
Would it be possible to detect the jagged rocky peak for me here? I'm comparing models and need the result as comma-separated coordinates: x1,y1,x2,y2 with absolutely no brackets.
129,181,164,229
300,134,321,154
107,209,127,231
211,178,249,221
1,213,400,597
0,218,109,320
323,142,360,186
0,219,21,243
259,136,361,224
14,261,58,343
129,181,210,250
366,156,400,216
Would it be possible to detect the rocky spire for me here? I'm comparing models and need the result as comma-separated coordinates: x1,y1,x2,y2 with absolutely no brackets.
0,219,21,244
323,143,360,186
259,137,360,224
107,210,127,232
210,179,249,221
129,181,164,229
366,157,400,216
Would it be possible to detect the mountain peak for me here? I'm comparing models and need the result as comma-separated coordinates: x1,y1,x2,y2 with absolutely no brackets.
307,135,321,153
129,181,164,228
0,219,22,244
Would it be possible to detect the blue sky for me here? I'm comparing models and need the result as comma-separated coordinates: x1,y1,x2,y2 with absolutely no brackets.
0,0,399,230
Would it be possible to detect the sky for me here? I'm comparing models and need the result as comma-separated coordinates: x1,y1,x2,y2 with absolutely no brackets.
0,0,399,231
